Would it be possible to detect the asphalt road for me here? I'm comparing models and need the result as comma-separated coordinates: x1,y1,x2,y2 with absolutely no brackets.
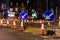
0,19,60,40
0,27,45,40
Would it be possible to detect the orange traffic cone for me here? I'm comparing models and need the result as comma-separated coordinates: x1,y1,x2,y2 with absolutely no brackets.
40,20,45,35
58,20,60,28
32,19,33,22
0,19,3,26
40,20,42,25
31,19,33,25
48,22,51,27
6,20,9,28
42,20,44,24
27,20,29,23
13,20,16,29
20,19,24,31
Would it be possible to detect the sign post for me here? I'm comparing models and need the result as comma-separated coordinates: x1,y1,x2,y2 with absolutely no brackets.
19,11,28,31
43,9,56,35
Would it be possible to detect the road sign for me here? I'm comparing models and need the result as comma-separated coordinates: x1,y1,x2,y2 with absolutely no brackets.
43,9,55,22
8,12,15,18
19,11,28,20
1,4,7,10
10,8,13,12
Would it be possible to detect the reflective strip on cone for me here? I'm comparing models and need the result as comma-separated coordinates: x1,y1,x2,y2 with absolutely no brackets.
41,23,44,29
6,20,9,27
0,19,3,26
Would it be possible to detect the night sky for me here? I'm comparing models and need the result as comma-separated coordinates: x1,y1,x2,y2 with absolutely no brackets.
0,0,60,7
9,0,27,6
0,0,9,5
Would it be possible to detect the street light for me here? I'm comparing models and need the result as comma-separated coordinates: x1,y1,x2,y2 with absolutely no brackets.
27,0,29,6
21,2,25,12
16,2,18,12
10,2,13,7
46,0,48,10
26,0,29,13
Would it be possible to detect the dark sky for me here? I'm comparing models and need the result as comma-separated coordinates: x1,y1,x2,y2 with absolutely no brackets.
55,0,60,7
0,0,60,7
9,0,27,6
0,0,9,5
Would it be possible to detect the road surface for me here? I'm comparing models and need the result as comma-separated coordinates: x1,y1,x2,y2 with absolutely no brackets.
0,27,44,40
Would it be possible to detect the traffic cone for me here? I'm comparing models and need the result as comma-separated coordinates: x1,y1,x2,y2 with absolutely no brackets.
40,20,42,25
40,20,45,35
6,20,9,28
42,20,44,24
27,20,29,23
31,19,33,25
32,19,33,22
13,20,16,29
0,19,3,26
48,22,51,27
58,20,60,28
20,19,24,31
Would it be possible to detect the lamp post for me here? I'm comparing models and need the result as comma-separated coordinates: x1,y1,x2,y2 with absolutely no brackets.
16,2,18,12
46,0,48,10
21,2,25,12
27,0,29,6
15,2,19,19
27,0,29,13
